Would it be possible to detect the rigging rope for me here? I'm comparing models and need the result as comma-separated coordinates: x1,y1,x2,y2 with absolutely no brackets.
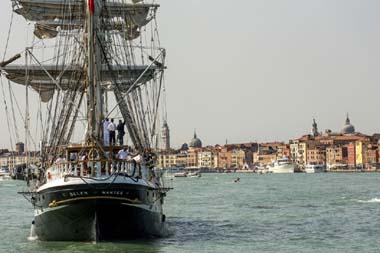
1,10,17,153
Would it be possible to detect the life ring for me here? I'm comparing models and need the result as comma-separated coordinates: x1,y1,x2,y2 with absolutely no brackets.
47,171,52,180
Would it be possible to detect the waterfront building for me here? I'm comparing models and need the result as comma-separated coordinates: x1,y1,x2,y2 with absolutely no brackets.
176,151,187,168
197,149,218,168
157,152,177,169
326,146,345,170
0,142,40,169
156,117,380,171
254,152,277,165
355,141,367,168
212,143,256,169
306,145,326,165
0,151,39,169
290,115,380,170
290,140,299,163
366,144,379,169
217,146,231,169
186,148,199,168
230,149,246,168
254,142,280,165
345,142,356,168
290,139,308,168
156,149,188,169
276,144,291,159
332,135,370,146
318,136,334,145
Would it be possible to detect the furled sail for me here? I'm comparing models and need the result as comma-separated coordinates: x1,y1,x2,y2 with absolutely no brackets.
34,23,59,39
13,0,158,39
5,0,166,152
2,64,160,101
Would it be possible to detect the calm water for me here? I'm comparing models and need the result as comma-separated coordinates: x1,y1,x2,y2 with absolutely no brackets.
1,173,380,253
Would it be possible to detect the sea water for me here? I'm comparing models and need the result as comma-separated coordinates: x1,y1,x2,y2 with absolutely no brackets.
1,173,380,253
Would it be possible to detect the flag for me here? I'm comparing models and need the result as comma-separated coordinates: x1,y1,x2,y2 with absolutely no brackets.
89,0,95,14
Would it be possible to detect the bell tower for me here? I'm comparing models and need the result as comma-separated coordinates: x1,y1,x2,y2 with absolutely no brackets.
161,121,170,150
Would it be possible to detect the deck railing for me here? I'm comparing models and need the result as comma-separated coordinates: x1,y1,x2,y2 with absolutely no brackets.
47,159,145,181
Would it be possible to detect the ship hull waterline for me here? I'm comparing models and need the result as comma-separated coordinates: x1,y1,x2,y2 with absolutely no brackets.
32,181,167,241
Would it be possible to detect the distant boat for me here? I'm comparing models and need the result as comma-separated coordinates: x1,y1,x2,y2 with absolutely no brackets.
0,166,12,180
236,169,255,173
188,171,201,178
267,158,295,174
174,172,188,178
255,164,269,174
305,163,326,173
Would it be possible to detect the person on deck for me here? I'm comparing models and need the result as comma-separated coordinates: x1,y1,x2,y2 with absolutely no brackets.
117,147,130,160
103,118,110,146
55,155,66,164
117,120,125,145
108,118,116,146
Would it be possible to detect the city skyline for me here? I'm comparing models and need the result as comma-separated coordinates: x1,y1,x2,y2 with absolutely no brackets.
166,114,376,149
1,1,380,148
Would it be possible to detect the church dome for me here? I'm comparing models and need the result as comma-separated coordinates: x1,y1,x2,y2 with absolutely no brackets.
189,132,202,148
341,115,355,134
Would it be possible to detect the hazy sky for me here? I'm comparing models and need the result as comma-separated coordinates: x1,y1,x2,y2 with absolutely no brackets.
1,0,380,149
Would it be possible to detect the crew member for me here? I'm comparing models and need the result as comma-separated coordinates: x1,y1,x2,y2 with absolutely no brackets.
108,118,116,146
103,118,110,146
117,147,130,160
117,120,125,145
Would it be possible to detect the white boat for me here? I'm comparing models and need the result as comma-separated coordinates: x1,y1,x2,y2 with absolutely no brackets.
188,171,201,178
305,164,326,173
174,172,188,177
236,169,255,173
255,164,269,174
267,158,295,174
0,167,12,180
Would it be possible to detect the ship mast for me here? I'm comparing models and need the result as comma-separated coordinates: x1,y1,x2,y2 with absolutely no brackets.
3,0,166,156
87,0,95,143
87,0,104,145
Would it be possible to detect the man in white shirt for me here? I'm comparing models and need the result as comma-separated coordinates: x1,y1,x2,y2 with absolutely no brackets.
117,148,130,160
103,118,110,145
55,155,66,164
107,118,116,145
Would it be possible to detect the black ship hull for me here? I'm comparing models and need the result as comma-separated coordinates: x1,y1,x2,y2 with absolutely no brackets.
32,181,166,241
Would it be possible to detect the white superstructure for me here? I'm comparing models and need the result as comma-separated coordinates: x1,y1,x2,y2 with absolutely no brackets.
305,164,326,173
268,158,295,174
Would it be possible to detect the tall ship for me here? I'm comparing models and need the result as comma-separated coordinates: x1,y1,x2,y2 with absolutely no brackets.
1,0,170,241
267,157,295,174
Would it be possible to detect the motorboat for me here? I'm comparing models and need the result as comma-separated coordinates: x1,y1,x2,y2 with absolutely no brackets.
188,171,201,178
267,157,295,174
173,172,187,177
0,166,12,180
305,163,326,173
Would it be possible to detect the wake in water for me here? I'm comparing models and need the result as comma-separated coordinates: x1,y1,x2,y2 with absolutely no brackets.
27,221,38,241
357,198,380,203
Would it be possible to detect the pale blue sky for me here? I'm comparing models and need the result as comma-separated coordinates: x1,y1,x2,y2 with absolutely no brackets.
1,0,380,149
